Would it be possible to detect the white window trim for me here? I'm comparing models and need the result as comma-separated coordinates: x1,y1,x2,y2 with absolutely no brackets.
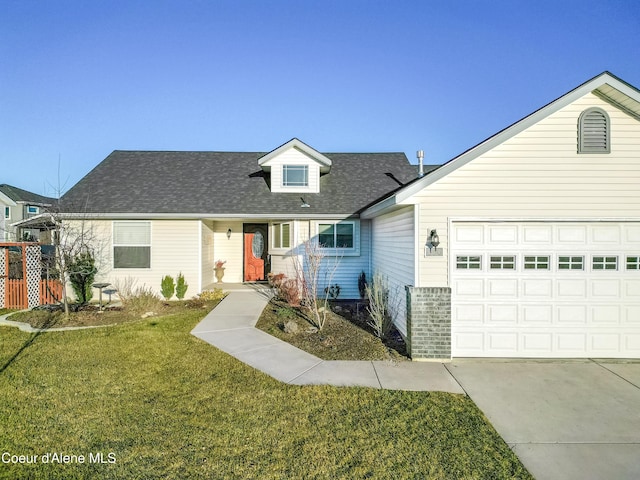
455,255,482,270
558,255,585,271
626,256,640,271
489,255,516,270
27,205,39,215
314,220,360,256
112,220,152,269
282,165,309,188
592,255,618,271
4,206,9,220
271,221,294,252
523,255,551,270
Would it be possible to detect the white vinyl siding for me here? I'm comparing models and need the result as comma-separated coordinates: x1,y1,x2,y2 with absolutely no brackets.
201,220,215,289
83,220,201,297
408,92,640,287
371,206,414,337
266,148,321,193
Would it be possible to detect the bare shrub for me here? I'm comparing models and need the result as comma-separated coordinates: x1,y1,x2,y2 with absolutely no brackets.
268,273,301,306
113,277,162,313
365,272,396,339
293,240,341,330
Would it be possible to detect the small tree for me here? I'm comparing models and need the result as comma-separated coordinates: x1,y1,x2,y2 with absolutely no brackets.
175,272,188,300
66,249,97,304
293,240,341,330
161,275,175,300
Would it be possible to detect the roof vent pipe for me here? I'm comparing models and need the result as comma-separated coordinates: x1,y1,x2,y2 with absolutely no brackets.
416,150,424,177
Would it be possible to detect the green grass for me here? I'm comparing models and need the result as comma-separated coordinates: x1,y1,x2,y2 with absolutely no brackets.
0,308,532,479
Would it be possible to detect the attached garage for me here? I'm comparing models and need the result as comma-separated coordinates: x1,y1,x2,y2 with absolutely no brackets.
451,221,640,358
364,71,640,360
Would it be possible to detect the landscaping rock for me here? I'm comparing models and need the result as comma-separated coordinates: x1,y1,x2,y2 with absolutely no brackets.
283,320,299,334
141,311,156,319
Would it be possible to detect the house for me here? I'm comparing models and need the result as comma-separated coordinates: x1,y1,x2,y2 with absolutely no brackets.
58,139,427,301
362,71,640,360
0,184,55,242
54,71,640,361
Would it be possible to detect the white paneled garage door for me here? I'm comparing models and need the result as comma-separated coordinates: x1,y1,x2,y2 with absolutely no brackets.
451,221,640,358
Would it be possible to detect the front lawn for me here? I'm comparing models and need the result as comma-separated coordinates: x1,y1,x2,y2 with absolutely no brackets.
0,307,532,479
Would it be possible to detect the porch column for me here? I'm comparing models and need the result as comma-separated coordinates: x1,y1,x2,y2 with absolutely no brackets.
405,286,452,360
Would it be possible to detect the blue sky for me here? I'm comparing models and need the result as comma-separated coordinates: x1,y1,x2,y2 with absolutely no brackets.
1,0,639,196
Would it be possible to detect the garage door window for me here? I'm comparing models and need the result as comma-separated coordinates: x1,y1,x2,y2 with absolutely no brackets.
558,256,584,270
524,255,550,270
626,256,640,270
592,256,618,271
490,255,515,269
456,255,481,269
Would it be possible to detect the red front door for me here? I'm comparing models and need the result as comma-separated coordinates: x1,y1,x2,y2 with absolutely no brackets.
243,225,268,281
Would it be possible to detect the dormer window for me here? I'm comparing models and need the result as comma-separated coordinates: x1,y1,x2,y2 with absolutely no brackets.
257,138,332,194
578,107,610,153
283,165,308,187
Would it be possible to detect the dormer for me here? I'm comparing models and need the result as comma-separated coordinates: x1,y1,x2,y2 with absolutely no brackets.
258,138,332,193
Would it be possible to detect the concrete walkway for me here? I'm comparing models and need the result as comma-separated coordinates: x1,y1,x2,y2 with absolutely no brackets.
190,286,464,393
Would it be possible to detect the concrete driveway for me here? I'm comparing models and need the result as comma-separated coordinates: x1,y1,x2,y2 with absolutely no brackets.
446,359,640,480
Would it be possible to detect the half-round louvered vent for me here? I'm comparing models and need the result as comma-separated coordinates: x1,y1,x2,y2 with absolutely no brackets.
578,108,610,153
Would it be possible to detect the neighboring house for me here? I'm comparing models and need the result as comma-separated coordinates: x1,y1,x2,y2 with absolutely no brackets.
0,184,55,242
56,71,640,361
59,138,427,300
362,71,640,360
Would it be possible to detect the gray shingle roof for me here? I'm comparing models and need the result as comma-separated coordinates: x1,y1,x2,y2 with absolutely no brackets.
0,184,55,205
61,150,420,216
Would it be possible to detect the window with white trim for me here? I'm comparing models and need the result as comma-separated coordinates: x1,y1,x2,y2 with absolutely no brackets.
26,205,39,216
113,221,151,268
318,222,354,249
283,165,308,187
456,255,482,269
273,223,291,249
578,107,610,153
627,256,640,270
490,255,515,270
524,255,550,270
4,206,9,219
558,256,584,270
592,256,618,271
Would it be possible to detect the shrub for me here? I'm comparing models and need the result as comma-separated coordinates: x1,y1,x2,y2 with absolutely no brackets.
268,273,301,306
66,249,97,304
358,271,368,299
197,289,226,303
160,275,175,300
175,272,188,300
126,286,163,314
324,284,341,300
365,272,394,339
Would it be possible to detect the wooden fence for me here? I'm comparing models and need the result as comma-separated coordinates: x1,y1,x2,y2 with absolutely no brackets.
4,278,63,309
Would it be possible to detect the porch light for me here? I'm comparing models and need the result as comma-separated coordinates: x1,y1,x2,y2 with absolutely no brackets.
430,229,440,248
425,229,443,257
227,228,232,239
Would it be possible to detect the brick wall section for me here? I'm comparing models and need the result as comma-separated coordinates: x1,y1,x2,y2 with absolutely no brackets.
406,286,452,360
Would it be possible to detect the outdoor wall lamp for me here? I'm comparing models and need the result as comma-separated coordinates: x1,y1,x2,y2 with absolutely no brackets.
227,228,232,239
425,229,443,257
